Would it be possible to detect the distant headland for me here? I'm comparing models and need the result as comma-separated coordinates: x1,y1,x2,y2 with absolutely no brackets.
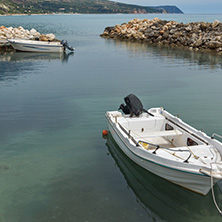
0,0,183,15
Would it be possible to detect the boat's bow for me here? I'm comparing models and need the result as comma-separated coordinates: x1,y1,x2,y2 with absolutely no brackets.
200,163,222,179
106,94,222,215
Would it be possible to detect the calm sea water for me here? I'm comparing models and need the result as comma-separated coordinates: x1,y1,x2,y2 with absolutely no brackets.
1,14,222,222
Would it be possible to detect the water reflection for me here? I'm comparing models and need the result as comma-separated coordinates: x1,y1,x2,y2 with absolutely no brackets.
104,39,222,70
0,51,74,63
105,134,222,221
0,51,74,83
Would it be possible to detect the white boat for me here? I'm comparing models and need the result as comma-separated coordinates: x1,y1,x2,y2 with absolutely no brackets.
106,94,222,196
7,39,74,53
105,135,219,220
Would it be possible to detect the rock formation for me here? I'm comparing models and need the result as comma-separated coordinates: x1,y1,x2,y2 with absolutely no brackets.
0,26,56,41
100,18,222,54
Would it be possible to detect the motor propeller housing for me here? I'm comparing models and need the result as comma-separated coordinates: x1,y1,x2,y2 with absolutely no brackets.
61,40,74,51
119,94,143,116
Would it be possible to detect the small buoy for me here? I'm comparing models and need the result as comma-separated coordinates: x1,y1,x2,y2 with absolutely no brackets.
102,130,108,136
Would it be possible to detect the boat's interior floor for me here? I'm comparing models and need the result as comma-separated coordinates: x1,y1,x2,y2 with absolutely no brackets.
130,129,179,149
127,129,218,166
138,136,176,149
108,112,221,166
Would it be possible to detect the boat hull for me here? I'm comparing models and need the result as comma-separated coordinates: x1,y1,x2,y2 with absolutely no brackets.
8,39,64,53
107,118,219,195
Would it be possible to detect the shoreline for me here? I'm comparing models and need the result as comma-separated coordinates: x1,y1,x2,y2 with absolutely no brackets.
100,18,222,54
1,13,222,16
0,13,80,16
0,26,58,51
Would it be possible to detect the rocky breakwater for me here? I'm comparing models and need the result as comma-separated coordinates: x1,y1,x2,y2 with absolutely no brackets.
100,18,222,54
0,25,57,50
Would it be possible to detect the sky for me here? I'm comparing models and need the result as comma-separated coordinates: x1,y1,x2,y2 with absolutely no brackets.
114,0,222,13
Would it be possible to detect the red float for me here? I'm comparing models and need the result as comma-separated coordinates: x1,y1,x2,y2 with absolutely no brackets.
102,130,108,136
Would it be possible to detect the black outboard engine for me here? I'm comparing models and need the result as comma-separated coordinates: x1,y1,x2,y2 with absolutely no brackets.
119,94,143,116
61,40,74,51
119,103,131,115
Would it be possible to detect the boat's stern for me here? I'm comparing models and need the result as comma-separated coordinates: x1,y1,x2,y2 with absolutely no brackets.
106,111,123,128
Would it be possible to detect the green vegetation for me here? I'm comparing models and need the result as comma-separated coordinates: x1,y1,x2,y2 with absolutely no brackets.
0,0,183,15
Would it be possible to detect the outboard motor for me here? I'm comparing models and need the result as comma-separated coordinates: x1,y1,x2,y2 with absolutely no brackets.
119,94,154,117
119,94,143,116
61,40,74,51
119,103,131,115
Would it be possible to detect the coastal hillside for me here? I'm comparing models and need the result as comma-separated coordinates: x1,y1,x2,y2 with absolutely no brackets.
150,6,183,14
0,0,183,15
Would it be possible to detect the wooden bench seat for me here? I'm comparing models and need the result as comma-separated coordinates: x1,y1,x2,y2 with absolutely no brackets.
132,129,183,138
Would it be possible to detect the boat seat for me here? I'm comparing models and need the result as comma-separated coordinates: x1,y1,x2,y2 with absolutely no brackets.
132,129,182,138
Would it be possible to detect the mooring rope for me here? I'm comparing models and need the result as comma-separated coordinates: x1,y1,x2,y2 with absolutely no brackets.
211,164,222,216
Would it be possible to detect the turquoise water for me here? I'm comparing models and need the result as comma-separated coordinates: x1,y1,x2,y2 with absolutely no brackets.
0,14,222,221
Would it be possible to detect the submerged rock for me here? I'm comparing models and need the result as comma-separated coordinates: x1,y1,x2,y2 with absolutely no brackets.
100,18,222,54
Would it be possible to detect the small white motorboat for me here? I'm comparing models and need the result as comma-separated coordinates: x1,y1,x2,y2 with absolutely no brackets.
106,94,222,197
7,39,74,53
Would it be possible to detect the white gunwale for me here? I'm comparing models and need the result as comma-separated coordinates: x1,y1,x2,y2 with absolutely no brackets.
106,108,222,195
7,39,64,53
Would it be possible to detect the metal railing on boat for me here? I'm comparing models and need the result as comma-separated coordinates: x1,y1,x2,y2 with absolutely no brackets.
211,133,222,140
112,112,222,215
117,122,192,163
137,139,192,163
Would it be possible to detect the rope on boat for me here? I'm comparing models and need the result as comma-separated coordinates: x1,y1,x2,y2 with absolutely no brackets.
211,164,222,216
186,146,208,165
115,113,222,215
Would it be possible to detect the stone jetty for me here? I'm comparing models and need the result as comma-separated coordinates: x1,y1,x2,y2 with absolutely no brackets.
100,18,222,54
0,25,57,50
